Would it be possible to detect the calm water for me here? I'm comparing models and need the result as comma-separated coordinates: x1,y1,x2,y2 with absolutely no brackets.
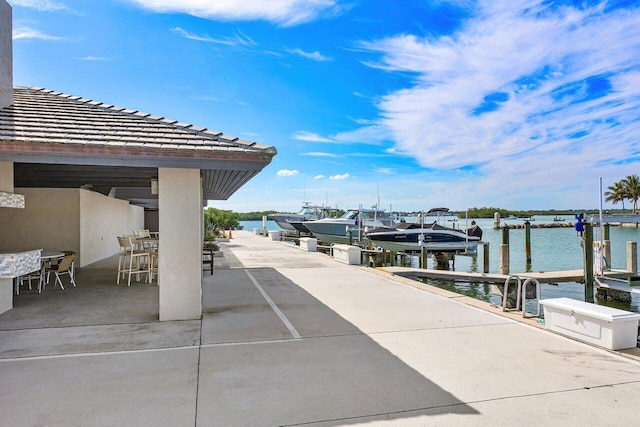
241,216,640,312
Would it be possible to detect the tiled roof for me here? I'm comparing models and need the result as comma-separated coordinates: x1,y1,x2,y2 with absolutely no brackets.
0,86,276,161
0,86,277,206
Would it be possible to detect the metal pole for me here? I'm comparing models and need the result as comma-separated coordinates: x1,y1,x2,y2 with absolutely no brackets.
598,177,604,276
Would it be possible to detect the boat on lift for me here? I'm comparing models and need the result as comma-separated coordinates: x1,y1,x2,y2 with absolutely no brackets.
364,207,483,252
270,203,330,231
302,207,395,244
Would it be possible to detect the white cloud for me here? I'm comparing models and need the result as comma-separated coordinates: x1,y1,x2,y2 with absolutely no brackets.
127,0,346,26
313,174,326,179
300,152,338,158
13,26,62,40
277,169,300,176
79,56,110,61
193,95,219,102
329,173,349,180
373,167,394,175
289,48,331,61
11,0,68,11
332,124,389,145
293,131,335,143
349,1,640,206
171,27,257,47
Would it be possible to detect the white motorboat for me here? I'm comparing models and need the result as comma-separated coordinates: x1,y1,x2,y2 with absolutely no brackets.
270,203,330,231
302,208,395,244
365,208,483,252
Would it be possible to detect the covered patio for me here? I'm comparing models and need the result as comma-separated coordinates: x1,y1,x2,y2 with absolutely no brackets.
0,0,276,320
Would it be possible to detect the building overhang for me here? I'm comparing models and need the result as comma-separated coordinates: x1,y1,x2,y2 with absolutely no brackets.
0,87,277,209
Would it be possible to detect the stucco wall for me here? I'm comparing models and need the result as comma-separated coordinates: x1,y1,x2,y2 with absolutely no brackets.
0,188,80,258
79,189,144,268
0,188,144,268
0,161,13,192
0,0,12,109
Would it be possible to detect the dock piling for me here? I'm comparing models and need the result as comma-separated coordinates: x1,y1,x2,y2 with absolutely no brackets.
483,243,489,274
603,223,611,268
493,211,500,230
524,220,531,268
627,241,637,273
583,222,594,303
499,226,510,275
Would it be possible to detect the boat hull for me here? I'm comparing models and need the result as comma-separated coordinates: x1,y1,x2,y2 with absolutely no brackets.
270,214,305,231
289,221,311,233
366,228,481,252
303,220,361,243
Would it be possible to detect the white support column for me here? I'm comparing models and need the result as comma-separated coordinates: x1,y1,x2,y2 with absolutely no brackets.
158,168,202,321
0,161,12,192
0,0,13,109
0,161,13,314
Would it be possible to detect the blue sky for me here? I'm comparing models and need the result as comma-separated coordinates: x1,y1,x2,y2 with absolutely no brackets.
9,0,640,213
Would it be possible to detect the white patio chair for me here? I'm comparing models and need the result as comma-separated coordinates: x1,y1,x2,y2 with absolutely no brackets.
117,236,150,286
47,250,77,284
15,268,41,295
45,253,77,290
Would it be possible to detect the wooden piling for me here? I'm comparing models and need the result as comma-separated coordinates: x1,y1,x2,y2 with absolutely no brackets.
524,220,531,266
627,241,637,273
499,226,510,275
483,243,489,274
583,222,594,303
603,223,611,268
499,244,509,275
502,225,509,245
493,211,501,230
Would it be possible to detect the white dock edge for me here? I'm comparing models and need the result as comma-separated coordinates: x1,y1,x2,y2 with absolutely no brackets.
332,244,361,265
540,297,640,350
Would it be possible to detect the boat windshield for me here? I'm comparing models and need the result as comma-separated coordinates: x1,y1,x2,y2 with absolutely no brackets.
299,207,319,215
341,210,360,219
360,210,384,220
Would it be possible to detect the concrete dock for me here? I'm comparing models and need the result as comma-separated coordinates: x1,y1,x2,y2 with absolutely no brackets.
2,230,640,426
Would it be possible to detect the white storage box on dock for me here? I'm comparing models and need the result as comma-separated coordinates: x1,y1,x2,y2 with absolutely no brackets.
332,244,361,265
299,237,317,252
268,230,280,241
253,228,260,235
540,297,640,350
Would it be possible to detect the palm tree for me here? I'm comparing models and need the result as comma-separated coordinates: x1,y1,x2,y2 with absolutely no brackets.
622,174,640,213
605,181,627,212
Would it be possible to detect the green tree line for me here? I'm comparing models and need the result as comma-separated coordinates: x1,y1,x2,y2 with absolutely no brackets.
465,207,532,218
237,211,278,220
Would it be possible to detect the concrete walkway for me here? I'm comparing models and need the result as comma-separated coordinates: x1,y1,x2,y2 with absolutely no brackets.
2,230,640,426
